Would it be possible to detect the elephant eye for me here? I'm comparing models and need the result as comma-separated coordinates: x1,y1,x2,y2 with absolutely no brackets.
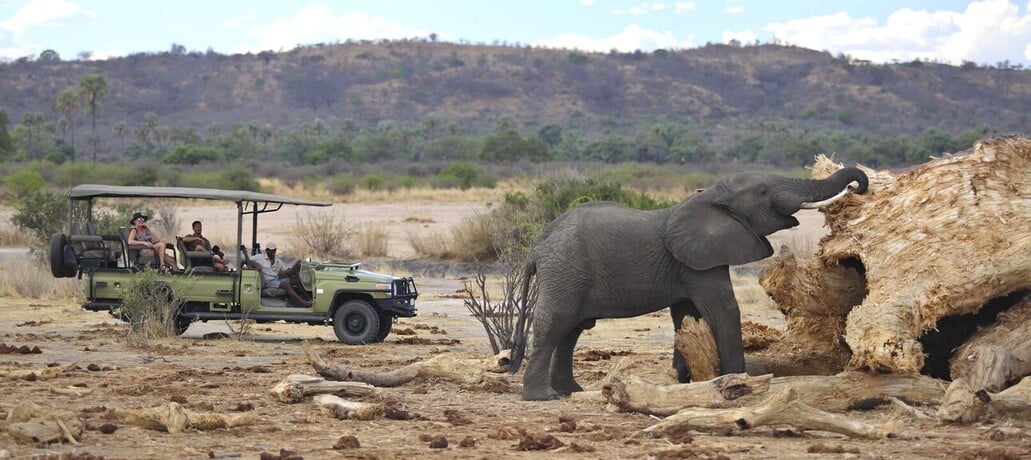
758,186,768,196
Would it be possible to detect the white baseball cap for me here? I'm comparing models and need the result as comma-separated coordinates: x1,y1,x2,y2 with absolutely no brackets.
266,242,277,250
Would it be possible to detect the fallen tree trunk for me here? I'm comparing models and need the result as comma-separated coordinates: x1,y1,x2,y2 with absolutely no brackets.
115,402,257,433
576,370,944,414
936,375,1031,423
6,402,83,445
314,394,383,420
949,297,1031,392
673,316,719,381
271,374,377,403
759,137,1031,383
642,387,896,439
307,348,507,387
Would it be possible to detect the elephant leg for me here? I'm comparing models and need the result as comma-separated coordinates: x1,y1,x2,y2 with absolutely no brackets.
670,301,702,383
549,319,595,395
521,310,572,401
691,268,746,374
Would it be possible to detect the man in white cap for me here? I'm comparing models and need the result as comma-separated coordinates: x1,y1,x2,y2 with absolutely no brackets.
246,242,311,306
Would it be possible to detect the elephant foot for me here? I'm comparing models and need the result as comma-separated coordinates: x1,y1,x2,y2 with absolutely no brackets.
552,381,583,396
521,385,561,401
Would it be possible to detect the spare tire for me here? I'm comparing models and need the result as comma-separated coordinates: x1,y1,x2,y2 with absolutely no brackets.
48,233,77,278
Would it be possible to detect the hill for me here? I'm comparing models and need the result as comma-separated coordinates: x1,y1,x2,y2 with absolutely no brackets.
0,41,1028,164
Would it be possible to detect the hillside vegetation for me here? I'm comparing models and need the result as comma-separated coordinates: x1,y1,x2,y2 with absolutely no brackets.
0,40,1026,178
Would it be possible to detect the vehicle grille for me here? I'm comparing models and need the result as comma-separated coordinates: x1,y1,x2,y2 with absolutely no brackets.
392,278,417,298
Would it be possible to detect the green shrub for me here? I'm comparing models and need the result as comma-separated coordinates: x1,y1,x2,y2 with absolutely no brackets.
436,162,496,190
12,189,66,247
327,174,357,195
119,268,196,348
4,169,45,197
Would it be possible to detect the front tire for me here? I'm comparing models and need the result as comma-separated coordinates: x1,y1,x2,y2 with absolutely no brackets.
332,300,381,344
374,313,394,342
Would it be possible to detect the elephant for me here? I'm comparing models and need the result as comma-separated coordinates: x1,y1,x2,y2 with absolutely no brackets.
510,167,869,401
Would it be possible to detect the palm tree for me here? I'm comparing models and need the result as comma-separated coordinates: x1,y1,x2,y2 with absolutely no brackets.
113,121,128,153
55,89,79,159
78,74,108,163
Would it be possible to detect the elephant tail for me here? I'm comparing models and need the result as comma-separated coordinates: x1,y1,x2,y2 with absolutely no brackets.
508,257,536,375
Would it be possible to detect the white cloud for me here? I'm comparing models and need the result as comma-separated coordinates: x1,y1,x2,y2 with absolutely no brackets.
0,0,93,37
725,6,744,15
243,4,427,53
674,2,697,14
764,0,1031,65
537,24,693,52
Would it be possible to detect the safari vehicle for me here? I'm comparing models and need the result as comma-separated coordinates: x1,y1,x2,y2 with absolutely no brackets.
48,184,418,344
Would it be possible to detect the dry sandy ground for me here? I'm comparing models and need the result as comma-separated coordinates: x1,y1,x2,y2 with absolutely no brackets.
1,202,1028,459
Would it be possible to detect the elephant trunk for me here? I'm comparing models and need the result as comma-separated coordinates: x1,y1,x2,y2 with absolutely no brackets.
798,167,868,209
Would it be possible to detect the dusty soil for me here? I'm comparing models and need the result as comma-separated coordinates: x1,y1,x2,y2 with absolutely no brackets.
2,204,1029,459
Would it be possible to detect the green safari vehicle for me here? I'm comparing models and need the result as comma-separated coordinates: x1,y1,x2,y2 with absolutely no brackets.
48,184,418,344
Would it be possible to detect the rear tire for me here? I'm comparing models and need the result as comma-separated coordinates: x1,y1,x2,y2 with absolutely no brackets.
332,300,381,345
49,233,76,278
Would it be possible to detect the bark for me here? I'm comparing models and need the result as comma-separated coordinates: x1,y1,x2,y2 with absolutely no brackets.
574,370,944,414
307,347,508,387
936,376,1031,423
314,394,383,420
6,402,83,445
760,136,1031,379
948,298,1031,392
673,316,719,381
271,374,378,403
642,387,896,439
115,402,257,433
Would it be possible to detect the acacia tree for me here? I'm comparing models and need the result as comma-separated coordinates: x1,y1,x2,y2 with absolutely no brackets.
78,74,108,163
55,89,79,159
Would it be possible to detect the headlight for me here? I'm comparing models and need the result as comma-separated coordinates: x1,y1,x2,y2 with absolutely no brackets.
375,283,392,292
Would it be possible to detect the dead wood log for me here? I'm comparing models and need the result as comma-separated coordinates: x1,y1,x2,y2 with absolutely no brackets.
642,387,896,439
761,137,1031,375
48,384,94,397
313,394,383,420
0,364,73,381
307,347,507,386
601,373,772,415
673,316,719,381
574,370,944,414
6,402,83,445
115,402,257,433
271,374,378,403
936,376,1031,423
949,298,1031,392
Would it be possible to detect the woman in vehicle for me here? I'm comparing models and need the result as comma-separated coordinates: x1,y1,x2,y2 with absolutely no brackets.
127,212,180,272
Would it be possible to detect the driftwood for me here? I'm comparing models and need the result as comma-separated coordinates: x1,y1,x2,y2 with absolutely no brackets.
271,374,377,403
48,384,94,397
6,402,83,445
642,387,896,439
949,298,1031,392
314,394,383,420
759,137,1031,385
307,347,507,386
936,376,1031,423
575,370,944,414
0,365,73,381
115,402,257,433
673,316,719,381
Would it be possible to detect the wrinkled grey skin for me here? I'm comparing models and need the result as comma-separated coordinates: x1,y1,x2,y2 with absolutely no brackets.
512,167,869,401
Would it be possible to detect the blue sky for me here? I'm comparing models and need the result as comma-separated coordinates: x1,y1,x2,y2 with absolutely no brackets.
1,0,1030,66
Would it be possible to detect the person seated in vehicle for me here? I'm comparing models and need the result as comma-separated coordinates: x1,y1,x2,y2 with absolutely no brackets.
245,242,311,307
180,220,226,272
127,212,180,272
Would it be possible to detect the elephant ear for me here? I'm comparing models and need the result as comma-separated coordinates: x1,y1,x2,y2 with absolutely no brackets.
663,199,773,271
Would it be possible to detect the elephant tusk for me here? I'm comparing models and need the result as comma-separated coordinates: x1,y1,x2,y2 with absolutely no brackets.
800,188,849,209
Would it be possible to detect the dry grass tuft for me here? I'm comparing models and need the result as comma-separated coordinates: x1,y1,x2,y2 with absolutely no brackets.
404,215,436,224
405,228,452,259
290,211,355,259
0,220,38,247
0,257,81,300
354,223,389,258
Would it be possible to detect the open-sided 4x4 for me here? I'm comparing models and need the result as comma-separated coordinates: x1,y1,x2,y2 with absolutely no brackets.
48,184,418,344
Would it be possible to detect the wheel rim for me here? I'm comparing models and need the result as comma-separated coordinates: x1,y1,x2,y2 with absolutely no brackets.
346,313,366,334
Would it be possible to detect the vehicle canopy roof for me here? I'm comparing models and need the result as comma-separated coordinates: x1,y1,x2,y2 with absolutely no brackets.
69,184,331,207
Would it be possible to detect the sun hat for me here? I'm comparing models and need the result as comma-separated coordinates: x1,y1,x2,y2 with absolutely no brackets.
130,212,148,224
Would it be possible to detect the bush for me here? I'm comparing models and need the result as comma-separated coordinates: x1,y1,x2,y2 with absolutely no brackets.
3,169,45,197
120,268,196,348
291,210,354,259
354,223,388,257
12,190,66,247
436,162,496,190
